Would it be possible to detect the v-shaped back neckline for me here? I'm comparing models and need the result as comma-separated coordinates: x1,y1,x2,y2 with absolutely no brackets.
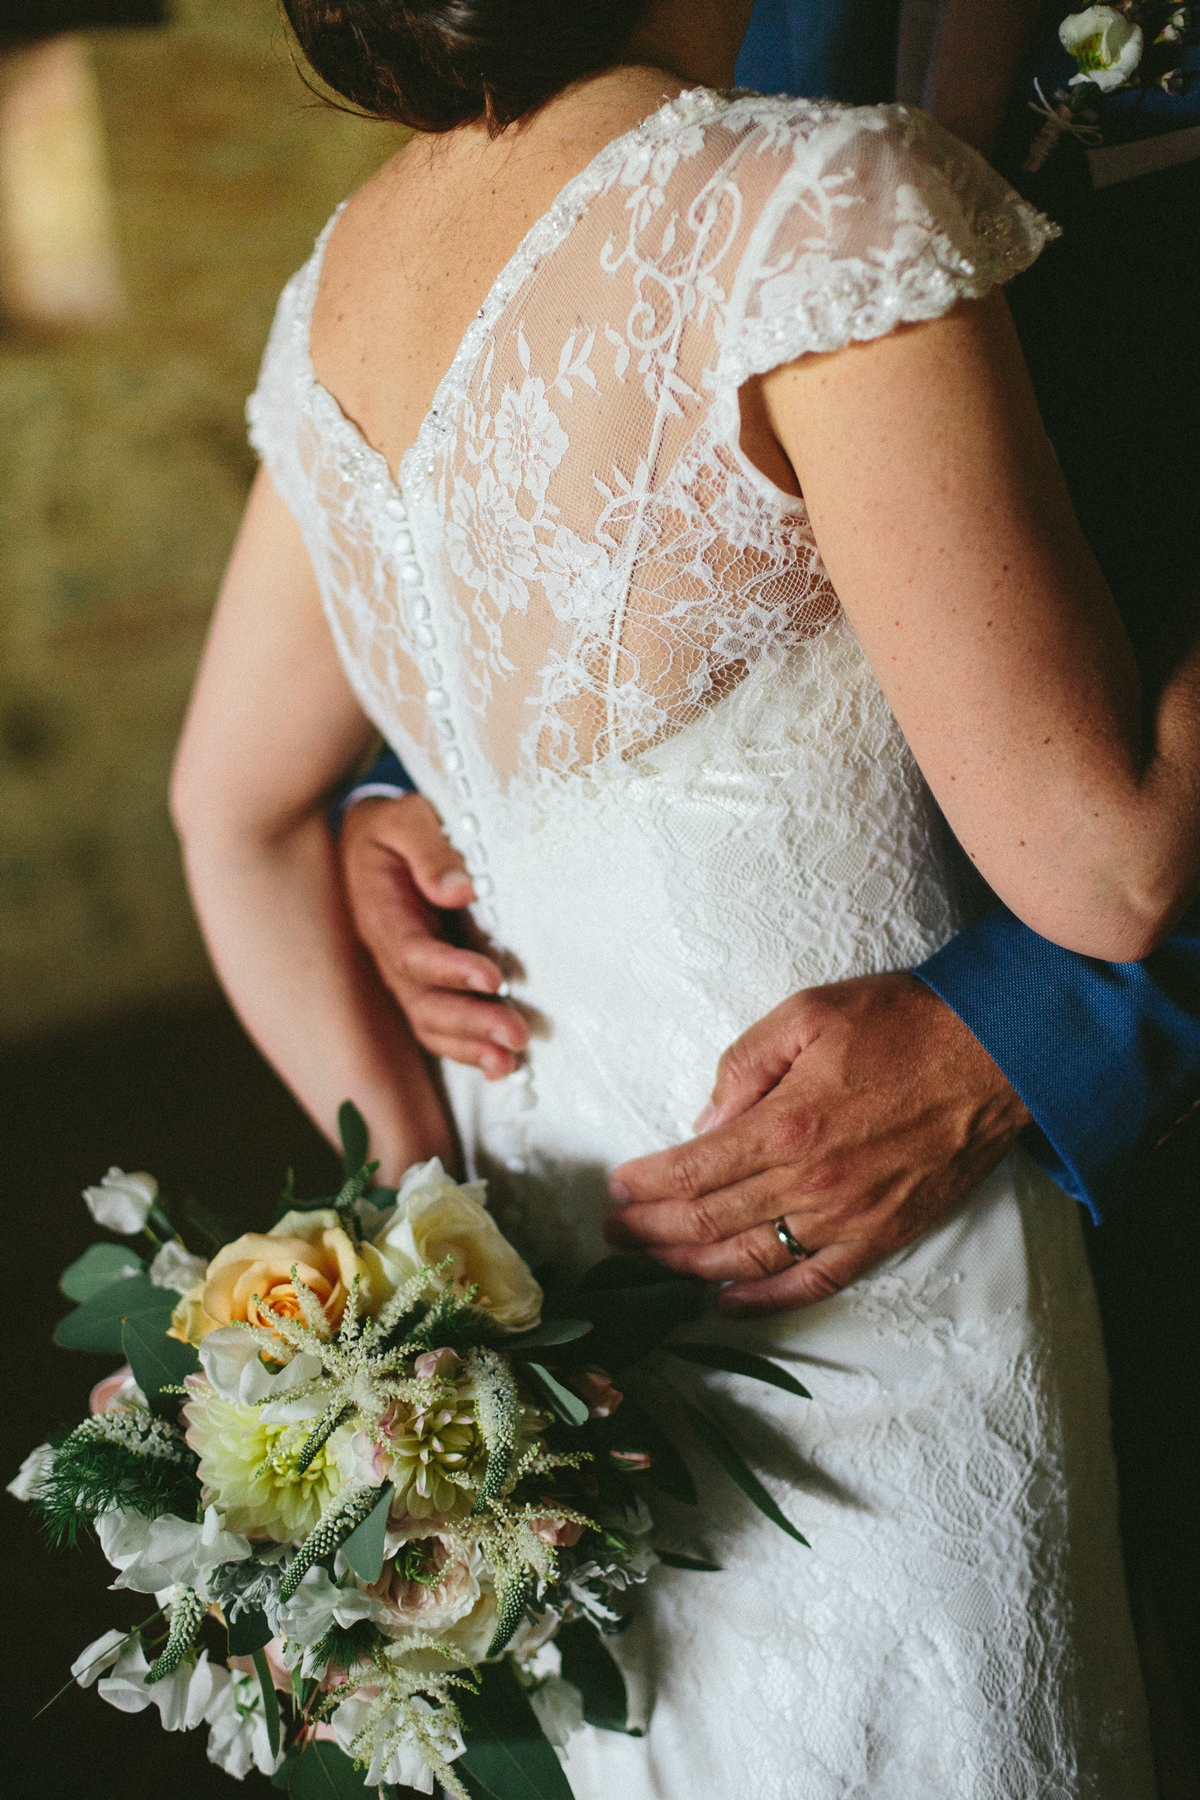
297,85,728,504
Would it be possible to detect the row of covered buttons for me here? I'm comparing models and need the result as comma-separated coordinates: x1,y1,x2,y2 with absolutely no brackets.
386,489,495,906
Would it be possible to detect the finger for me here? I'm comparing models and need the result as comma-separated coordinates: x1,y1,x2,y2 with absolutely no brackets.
643,1218,801,1283
715,1238,879,1315
604,1166,801,1250
610,1096,817,1205
366,793,476,909
416,1032,522,1080
699,990,824,1132
392,934,510,1000
406,989,529,1052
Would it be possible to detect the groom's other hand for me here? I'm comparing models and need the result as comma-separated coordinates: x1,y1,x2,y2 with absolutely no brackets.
339,794,528,1078
605,974,1032,1313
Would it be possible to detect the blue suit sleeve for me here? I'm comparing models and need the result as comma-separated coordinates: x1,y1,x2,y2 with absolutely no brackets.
916,905,1200,1221
328,747,417,834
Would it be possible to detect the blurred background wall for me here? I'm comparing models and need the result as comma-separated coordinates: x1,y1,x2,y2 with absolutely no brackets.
0,0,401,1044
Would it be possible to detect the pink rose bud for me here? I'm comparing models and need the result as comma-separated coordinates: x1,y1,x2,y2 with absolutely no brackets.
570,1370,624,1418
89,1365,136,1415
530,1516,585,1547
610,1449,652,1471
414,1347,461,1380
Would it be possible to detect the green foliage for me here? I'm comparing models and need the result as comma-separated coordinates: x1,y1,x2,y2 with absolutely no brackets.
557,1618,635,1734
35,1421,200,1547
588,1397,697,1506
338,1101,370,1179
654,1549,720,1571
667,1342,812,1399
572,1253,670,1293
457,1659,574,1800
555,1280,705,1372
339,1481,393,1584
226,1606,272,1656
184,1199,246,1248
54,1272,163,1354
59,1243,145,1303
122,1311,199,1411
508,1318,593,1351
252,1647,282,1760
284,1740,370,1798
677,1398,809,1547
280,1483,380,1600
523,1363,589,1428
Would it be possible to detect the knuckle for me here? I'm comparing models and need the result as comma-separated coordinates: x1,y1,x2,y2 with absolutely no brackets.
686,1195,724,1246
664,1152,704,1205
738,1234,779,1280
796,1262,845,1303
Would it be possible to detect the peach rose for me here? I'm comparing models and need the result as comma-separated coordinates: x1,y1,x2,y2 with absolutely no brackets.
170,1209,379,1347
366,1537,482,1640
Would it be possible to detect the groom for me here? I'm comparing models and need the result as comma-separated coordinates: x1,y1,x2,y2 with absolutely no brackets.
332,0,1199,1717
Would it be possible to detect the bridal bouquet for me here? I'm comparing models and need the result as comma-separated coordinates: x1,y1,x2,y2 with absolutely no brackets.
11,1106,807,1799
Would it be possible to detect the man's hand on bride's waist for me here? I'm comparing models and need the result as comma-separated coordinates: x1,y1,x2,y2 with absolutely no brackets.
339,793,529,1079
604,974,1032,1315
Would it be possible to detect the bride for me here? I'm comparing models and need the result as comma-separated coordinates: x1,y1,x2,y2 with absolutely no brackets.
170,1,1200,1793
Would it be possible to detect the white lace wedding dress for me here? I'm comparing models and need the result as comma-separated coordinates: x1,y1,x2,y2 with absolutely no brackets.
249,91,1154,1799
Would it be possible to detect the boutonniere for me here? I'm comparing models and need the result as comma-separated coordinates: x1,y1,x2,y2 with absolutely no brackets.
1025,3,1197,172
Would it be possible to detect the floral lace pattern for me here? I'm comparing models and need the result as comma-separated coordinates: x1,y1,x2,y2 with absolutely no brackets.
247,93,1151,1798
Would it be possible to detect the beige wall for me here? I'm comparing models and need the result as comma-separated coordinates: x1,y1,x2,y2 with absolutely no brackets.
0,0,401,1042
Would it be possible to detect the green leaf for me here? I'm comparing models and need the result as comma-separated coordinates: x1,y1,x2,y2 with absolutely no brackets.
594,1397,697,1506
654,1549,721,1571
563,1281,706,1372
59,1243,146,1303
667,1343,812,1399
677,1398,809,1547
122,1310,200,1409
226,1606,272,1655
524,1362,589,1428
340,1481,393,1583
272,1749,299,1790
573,1253,672,1294
338,1100,370,1178
184,1199,246,1248
557,1619,636,1734
457,1660,575,1800
286,1741,370,1798
509,1318,594,1351
252,1646,282,1762
54,1272,165,1354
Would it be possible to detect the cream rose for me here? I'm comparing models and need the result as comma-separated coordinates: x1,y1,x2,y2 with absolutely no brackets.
369,1160,542,1331
171,1209,380,1347
366,1537,483,1640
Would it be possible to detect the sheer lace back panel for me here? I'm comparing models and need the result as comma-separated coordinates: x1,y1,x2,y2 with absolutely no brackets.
249,91,1053,1164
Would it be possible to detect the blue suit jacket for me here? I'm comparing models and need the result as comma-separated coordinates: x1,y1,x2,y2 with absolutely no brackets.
339,1,1200,1223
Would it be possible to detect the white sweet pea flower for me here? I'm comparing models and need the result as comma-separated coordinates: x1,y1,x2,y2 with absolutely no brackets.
83,1168,159,1234
97,1504,252,1598
276,1565,385,1647
1060,6,1144,90
370,1158,542,1330
330,1693,465,1793
205,1666,282,1779
197,1327,323,1417
7,1442,53,1501
97,1639,226,1731
149,1240,209,1295
71,1627,131,1687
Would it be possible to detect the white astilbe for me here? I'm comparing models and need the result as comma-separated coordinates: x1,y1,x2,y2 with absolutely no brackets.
321,1640,473,1800
69,1405,191,1464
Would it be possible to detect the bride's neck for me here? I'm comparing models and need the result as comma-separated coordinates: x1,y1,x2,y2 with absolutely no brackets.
626,0,757,89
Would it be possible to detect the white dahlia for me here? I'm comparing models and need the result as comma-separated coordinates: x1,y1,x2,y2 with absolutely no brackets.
183,1377,351,1542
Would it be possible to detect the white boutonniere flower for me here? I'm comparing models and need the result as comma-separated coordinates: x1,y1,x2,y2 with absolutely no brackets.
82,1167,159,1234
1059,6,1145,90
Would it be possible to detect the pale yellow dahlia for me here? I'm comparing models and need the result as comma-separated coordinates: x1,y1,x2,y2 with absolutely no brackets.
378,1394,486,1523
183,1377,351,1542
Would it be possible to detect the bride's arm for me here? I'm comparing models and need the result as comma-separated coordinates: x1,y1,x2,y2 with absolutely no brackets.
764,290,1200,962
170,466,456,1180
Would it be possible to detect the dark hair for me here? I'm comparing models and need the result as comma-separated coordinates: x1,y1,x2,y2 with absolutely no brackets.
281,1,651,134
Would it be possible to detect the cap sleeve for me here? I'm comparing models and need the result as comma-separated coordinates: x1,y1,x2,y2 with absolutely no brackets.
244,215,339,528
715,103,1058,390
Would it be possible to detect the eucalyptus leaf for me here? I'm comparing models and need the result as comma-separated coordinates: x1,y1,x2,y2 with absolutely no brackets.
668,1343,812,1399
252,1646,281,1761
457,1660,575,1800
54,1272,165,1354
59,1243,145,1303
678,1398,809,1547
122,1310,199,1409
573,1254,671,1294
524,1363,589,1427
226,1606,272,1655
340,1481,393,1583
595,1397,697,1506
286,1741,371,1798
184,1199,246,1248
338,1100,370,1178
654,1549,721,1571
563,1281,705,1372
557,1619,636,1734
508,1318,593,1351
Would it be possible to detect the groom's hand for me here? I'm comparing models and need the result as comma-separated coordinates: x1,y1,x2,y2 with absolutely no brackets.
339,794,529,1078
605,973,1032,1314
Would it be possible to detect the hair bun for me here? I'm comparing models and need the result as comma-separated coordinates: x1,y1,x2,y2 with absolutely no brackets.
284,0,650,133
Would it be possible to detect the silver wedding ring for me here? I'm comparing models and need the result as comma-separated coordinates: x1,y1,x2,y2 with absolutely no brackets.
773,1217,809,1263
